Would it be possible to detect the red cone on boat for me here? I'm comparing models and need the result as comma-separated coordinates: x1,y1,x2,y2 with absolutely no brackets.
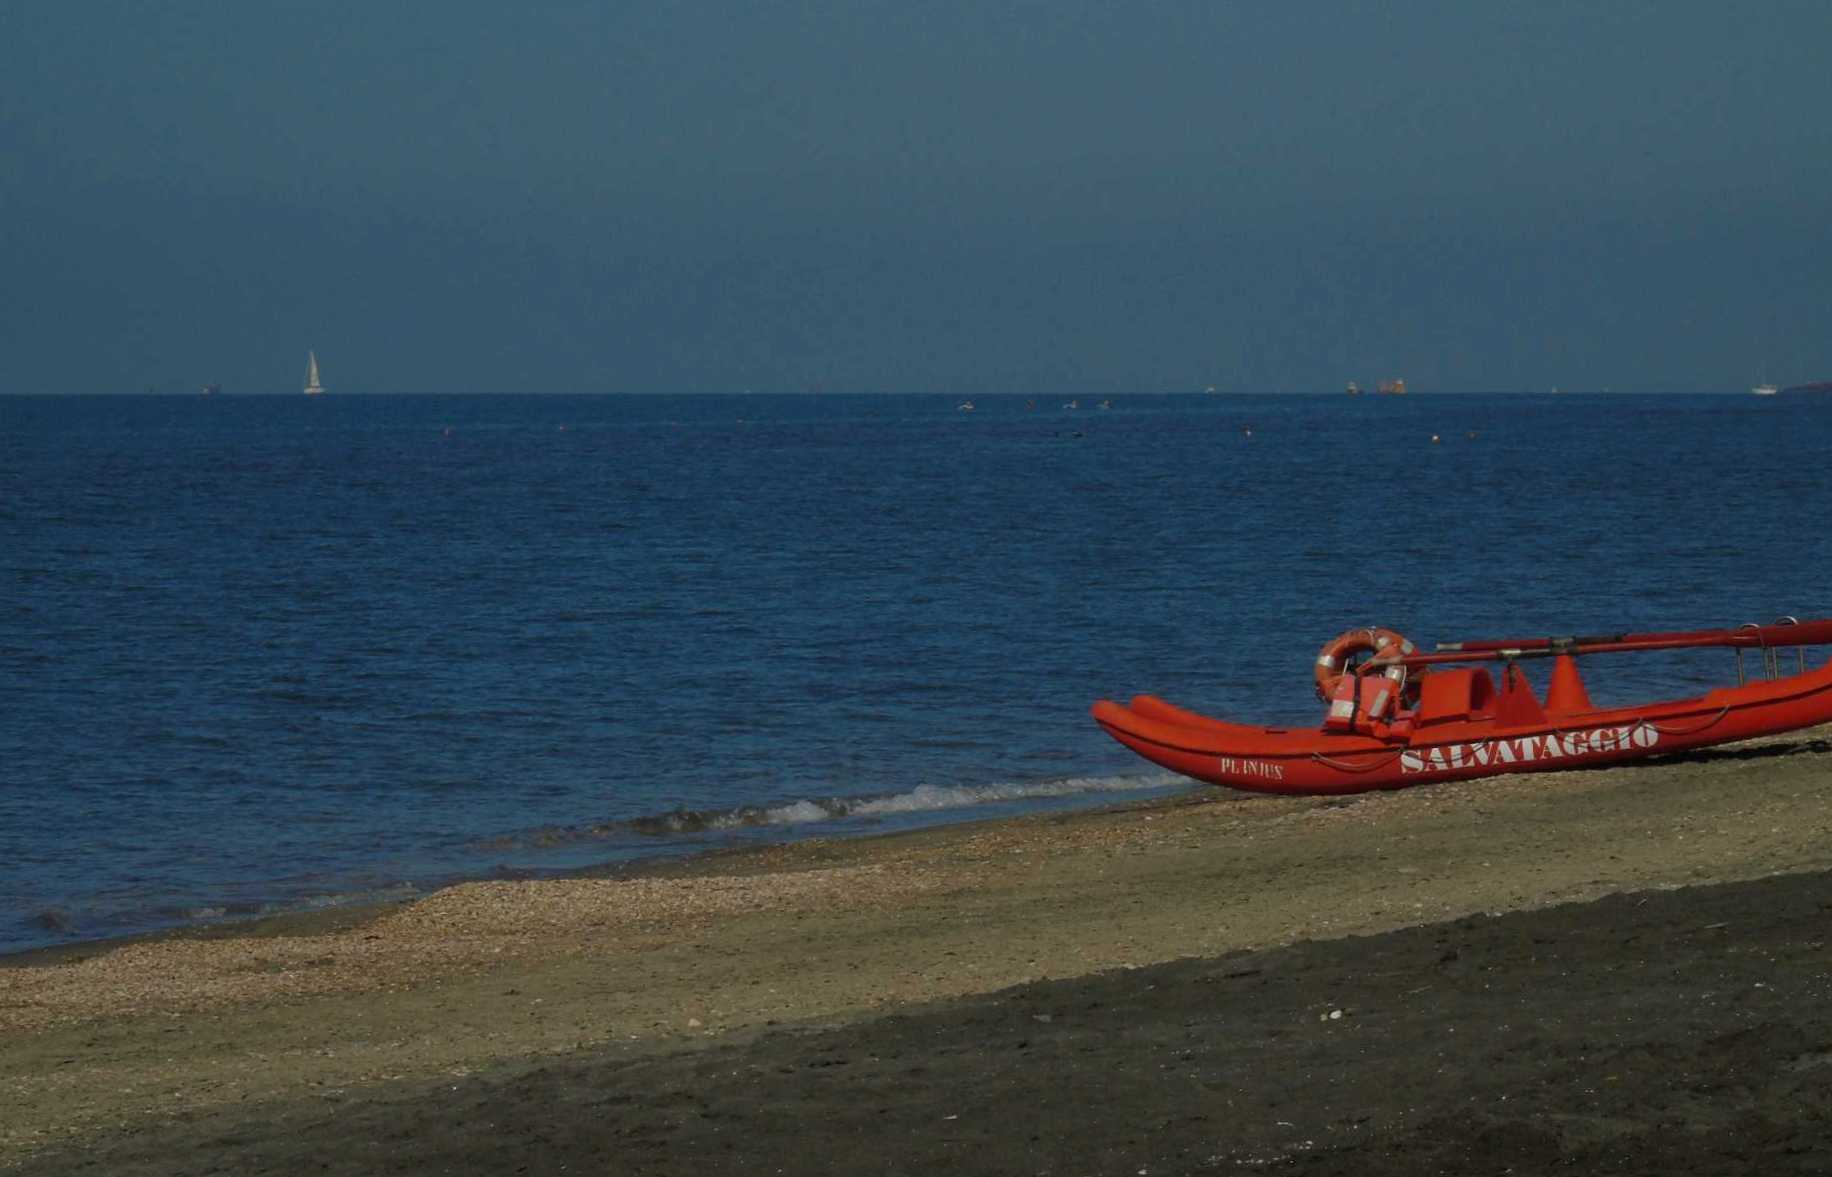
1545,654,1593,715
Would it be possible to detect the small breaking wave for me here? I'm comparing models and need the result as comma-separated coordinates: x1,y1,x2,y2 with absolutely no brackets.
475,771,1187,851
10,884,428,953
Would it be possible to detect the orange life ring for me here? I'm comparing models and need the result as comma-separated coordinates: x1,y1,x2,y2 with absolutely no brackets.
1314,627,1416,701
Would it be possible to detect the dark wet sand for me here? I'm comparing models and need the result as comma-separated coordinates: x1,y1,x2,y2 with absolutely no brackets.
6,729,1832,1174
14,870,1832,1176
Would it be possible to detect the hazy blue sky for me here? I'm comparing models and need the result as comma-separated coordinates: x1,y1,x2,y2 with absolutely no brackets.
3,1,1829,393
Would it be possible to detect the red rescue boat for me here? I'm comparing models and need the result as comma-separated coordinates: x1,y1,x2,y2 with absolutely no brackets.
1091,618,1832,795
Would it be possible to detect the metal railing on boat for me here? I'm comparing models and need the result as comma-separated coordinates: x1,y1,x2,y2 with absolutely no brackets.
1735,617,1808,685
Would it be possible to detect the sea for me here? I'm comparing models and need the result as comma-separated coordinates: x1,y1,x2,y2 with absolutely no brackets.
3,392,1828,955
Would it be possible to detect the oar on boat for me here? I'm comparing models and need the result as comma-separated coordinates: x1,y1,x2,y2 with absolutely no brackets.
1370,617,1832,672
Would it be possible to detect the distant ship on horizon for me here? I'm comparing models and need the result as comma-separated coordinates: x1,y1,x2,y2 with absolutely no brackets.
303,351,325,396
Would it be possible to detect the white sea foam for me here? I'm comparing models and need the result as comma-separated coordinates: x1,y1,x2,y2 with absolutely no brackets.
263,884,421,914
754,799,836,826
480,772,1191,851
849,773,1181,817
686,771,1186,831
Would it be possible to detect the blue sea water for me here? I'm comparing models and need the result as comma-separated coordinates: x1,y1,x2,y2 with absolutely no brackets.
2,392,1828,954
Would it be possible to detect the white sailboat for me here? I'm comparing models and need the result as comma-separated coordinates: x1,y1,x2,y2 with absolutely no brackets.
1753,351,1778,395
303,351,325,396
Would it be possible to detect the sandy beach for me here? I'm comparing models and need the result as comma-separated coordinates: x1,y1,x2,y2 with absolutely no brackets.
5,727,1832,1174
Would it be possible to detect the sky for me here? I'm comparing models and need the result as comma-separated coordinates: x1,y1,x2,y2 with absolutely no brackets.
2,1,1829,394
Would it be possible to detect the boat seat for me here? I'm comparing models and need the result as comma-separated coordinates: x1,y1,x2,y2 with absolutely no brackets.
1415,668,1496,724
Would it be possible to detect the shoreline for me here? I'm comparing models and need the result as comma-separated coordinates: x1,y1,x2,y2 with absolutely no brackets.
0,781,1201,970
2,776,1194,966
6,727,1832,1169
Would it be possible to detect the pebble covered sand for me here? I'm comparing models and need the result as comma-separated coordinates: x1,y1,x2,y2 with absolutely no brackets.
1,865,964,1033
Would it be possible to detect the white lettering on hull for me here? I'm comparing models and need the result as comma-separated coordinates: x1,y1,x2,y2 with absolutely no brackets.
1216,756,1286,782
1397,723,1661,775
